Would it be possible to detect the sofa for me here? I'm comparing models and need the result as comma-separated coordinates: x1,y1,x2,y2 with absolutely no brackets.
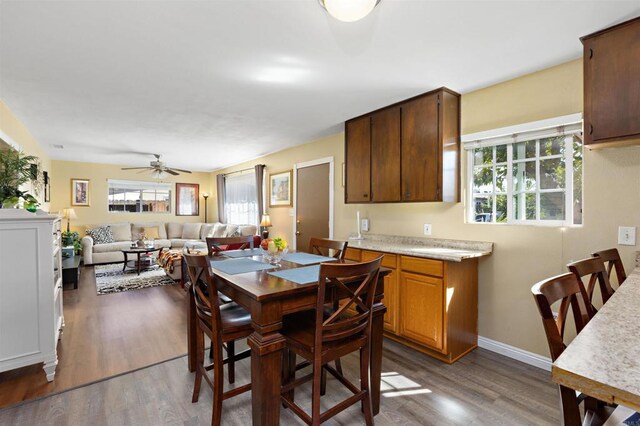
81,221,259,266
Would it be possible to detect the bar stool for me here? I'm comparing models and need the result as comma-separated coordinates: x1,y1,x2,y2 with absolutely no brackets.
593,248,627,286
567,257,615,309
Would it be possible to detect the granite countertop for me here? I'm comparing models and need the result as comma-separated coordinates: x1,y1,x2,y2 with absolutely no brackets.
346,234,493,262
552,266,640,410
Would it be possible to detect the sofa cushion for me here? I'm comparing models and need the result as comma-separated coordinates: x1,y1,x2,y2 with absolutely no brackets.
212,223,227,237
87,226,114,245
182,223,202,239
200,223,216,239
167,223,183,239
110,223,132,242
238,225,258,236
132,222,168,240
170,239,207,250
93,241,133,253
153,239,172,249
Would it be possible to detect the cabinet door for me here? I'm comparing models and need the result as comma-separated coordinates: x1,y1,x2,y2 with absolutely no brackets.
585,20,640,145
345,116,371,203
400,271,444,351
371,107,401,202
401,93,440,201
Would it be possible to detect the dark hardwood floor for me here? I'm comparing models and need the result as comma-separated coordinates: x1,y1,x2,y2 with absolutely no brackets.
0,266,188,408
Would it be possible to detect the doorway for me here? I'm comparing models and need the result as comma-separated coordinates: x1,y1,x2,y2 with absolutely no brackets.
293,157,334,251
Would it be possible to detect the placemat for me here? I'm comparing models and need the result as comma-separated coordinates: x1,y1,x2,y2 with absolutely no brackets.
281,252,336,265
269,265,320,285
211,258,273,275
223,248,264,258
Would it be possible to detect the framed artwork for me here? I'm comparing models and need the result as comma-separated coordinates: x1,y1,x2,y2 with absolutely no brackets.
269,170,292,207
176,183,199,216
71,178,90,206
44,171,50,202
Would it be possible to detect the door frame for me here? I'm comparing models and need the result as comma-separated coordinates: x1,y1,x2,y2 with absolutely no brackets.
292,156,334,251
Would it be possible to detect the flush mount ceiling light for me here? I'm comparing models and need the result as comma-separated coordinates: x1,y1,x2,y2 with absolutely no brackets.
319,0,381,22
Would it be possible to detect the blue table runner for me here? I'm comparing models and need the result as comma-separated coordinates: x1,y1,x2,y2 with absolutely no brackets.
268,265,320,285
281,252,336,265
211,258,274,275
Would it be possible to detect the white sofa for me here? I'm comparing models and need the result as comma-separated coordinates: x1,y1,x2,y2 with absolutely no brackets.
81,222,258,265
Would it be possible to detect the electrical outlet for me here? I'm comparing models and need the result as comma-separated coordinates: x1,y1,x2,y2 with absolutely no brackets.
361,218,369,232
423,224,432,236
618,226,636,246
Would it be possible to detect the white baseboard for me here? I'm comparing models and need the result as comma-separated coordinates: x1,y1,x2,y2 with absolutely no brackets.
478,336,552,371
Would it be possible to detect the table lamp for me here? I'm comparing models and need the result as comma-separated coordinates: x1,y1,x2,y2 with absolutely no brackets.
61,208,77,233
260,213,272,239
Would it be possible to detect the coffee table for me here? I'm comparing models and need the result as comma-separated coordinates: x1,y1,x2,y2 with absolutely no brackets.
121,247,163,275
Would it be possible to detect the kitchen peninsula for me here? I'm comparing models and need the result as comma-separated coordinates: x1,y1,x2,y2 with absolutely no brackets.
345,235,493,363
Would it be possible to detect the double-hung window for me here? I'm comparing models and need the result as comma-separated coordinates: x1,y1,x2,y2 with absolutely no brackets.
463,114,583,226
224,170,258,226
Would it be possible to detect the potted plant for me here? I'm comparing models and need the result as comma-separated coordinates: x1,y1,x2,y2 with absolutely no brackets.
61,231,82,256
0,149,41,210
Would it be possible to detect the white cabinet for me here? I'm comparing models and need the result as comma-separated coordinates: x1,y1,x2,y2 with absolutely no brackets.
0,209,63,381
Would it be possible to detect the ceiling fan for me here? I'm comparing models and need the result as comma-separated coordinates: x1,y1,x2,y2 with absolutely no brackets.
121,154,192,177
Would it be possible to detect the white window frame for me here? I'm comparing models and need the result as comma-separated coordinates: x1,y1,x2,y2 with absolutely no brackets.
107,179,172,214
462,113,583,227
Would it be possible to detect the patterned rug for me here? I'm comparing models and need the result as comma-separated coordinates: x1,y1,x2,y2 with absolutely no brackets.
94,264,176,295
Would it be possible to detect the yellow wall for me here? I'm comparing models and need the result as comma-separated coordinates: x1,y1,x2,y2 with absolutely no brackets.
51,160,214,233
216,58,640,357
0,100,52,210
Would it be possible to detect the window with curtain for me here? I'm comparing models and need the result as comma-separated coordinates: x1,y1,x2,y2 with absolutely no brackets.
224,170,258,226
463,114,583,226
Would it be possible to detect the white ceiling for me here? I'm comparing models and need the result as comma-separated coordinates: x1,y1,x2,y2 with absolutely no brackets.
1,1,638,172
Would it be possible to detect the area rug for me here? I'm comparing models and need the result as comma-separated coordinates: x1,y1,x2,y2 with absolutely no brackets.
94,264,176,295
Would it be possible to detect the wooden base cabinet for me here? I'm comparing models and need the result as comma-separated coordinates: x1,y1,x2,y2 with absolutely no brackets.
0,210,64,382
347,248,478,363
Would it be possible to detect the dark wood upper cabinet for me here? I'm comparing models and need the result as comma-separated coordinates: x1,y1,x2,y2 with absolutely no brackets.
345,115,371,203
344,87,460,204
371,107,401,202
582,17,640,147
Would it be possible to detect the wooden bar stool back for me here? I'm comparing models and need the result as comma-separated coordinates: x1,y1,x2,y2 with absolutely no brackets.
281,257,382,426
531,273,597,426
567,257,616,308
308,237,348,260
593,248,627,286
206,235,254,256
184,253,253,426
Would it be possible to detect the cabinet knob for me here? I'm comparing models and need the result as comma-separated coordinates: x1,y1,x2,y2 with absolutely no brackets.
363,193,368,198
295,231,301,236
405,191,411,198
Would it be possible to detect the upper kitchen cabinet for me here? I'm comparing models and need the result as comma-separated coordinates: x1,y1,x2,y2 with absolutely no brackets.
581,17,640,148
344,87,460,204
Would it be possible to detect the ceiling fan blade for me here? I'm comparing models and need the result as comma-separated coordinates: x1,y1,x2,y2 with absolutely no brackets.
121,167,153,170
136,169,150,174
169,168,192,174
164,169,179,176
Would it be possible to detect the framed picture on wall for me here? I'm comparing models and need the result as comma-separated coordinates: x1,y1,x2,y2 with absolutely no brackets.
269,170,292,207
176,183,199,216
71,178,90,206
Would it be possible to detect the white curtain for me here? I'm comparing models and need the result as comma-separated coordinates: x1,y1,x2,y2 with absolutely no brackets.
224,171,258,226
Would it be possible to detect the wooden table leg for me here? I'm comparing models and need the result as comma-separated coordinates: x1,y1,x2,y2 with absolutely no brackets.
370,302,386,415
247,327,286,425
187,284,197,372
122,252,128,272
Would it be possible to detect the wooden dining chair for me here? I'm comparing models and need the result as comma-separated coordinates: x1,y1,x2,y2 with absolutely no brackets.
308,237,348,260
184,253,253,426
281,256,382,426
531,273,604,426
567,257,616,308
206,235,254,256
593,248,627,286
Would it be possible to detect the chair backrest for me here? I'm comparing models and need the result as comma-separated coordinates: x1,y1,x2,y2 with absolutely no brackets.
593,248,627,286
184,253,223,336
531,273,593,361
314,257,382,352
308,237,348,260
567,257,616,306
206,235,254,256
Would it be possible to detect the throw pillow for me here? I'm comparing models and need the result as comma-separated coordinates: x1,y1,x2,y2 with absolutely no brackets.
225,224,240,237
212,223,227,237
87,226,114,245
143,226,160,239
110,223,132,242
182,223,202,240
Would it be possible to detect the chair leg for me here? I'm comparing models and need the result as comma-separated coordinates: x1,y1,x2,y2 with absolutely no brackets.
227,341,235,384
192,329,205,403
335,358,343,376
359,347,373,426
312,359,323,426
212,338,225,426
320,366,327,396
283,350,296,405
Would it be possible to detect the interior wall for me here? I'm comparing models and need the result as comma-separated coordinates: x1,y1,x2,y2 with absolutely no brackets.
51,160,214,233
215,58,640,357
0,100,52,210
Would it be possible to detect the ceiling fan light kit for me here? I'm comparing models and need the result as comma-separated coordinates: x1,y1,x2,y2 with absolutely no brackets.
320,0,380,22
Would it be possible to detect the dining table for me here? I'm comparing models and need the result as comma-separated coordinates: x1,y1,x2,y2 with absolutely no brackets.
185,249,389,426
552,266,640,422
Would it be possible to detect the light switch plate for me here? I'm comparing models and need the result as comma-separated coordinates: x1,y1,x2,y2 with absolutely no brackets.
618,226,636,246
423,224,432,236
361,218,369,232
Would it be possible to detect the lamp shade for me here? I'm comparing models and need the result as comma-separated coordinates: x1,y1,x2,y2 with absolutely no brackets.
62,208,77,220
260,214,272,227
322,0,378,22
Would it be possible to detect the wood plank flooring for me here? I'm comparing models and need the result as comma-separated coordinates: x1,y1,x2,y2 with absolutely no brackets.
0,266,188,408
0,338,561,425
